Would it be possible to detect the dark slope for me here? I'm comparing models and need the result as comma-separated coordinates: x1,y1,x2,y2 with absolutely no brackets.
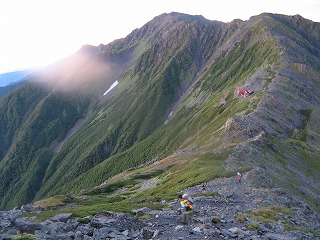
0,84,91,208
0,81,26,98
0,12,319,212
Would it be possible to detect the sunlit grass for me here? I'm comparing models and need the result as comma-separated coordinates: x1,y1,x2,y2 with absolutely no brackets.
25,194,166,222
133,151,235,202
33,195,71,209
249,205,293,223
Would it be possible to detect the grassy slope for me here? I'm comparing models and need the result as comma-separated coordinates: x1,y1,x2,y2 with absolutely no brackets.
35,18,206,199
39,17,281,201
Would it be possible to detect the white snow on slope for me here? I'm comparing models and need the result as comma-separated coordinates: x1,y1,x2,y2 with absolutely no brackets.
103,80,119,96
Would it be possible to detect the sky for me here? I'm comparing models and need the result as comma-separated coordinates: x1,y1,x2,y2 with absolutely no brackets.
0,0,319,74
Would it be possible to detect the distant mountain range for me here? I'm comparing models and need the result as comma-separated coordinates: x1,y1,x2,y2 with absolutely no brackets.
0,69,37,98
0,69,35,87
0,12,319,216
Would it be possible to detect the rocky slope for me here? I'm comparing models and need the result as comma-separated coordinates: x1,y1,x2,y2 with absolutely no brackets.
1,169,319,239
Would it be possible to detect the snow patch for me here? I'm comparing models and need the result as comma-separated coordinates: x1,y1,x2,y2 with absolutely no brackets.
103,80,119,96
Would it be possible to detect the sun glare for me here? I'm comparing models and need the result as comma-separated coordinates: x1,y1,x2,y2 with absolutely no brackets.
0,0,319,73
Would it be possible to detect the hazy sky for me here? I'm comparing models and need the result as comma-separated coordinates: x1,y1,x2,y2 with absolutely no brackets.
0,0,319,73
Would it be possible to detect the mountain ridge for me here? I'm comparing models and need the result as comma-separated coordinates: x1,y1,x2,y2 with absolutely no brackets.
0,12,319,217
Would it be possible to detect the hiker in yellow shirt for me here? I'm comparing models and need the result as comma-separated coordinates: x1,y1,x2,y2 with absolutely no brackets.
177,194,194,224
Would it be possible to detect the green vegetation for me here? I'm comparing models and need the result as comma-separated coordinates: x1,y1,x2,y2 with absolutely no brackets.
14,234,36,240
249,205,293,223
133,151,235,202
0,12,319,216
246,223,260,230
77,217,91,224
23,149,233,221
264,65,276,89
233,205,296,230
234,213,246,223
296,109,312,141
83,179,137,196
200,33,280,93
0,84,90,209
211,216,221,223
33,195,74,210
25,193,167,222
73,150,233,206
284,224,320,237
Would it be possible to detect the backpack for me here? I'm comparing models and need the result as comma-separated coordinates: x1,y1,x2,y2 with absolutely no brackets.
183,199,193,211
182,193,194,205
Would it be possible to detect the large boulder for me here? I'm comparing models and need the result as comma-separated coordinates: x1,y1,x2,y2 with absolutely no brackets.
0,210,22,222
51,213,74,222
90,211,146,231
14,218,42,234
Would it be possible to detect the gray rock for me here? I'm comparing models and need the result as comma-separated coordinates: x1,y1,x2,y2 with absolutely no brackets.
141,227,156,239
152,229,160,238
75,225,93,236
90,210,146,231
222,229,233,237
228,226,244,234
175,225,184,231
0,210,22,221
273,224,285,234
0,219,12,228
39,220,78,236
264,233,300,240
51,213,74,222
132,207,153,216
90,212,118,228
122,229,129,236
14,218,42,234
20,204,39,212
92,227,113,239
193,216,212,224
192,226,202,233
0,227,20,238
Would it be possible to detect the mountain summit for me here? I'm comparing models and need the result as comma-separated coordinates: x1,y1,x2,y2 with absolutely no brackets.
0,12,319,215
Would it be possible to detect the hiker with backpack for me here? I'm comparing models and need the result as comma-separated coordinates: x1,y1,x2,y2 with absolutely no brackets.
177,193,194,224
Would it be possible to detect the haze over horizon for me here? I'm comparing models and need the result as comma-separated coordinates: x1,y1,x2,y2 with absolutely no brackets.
1,0,319,74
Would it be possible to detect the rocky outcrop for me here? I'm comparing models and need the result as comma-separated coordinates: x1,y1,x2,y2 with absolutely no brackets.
0,210,146,240
1,172,319,239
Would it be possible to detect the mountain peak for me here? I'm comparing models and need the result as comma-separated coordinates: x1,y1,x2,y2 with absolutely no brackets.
0,13,319,227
